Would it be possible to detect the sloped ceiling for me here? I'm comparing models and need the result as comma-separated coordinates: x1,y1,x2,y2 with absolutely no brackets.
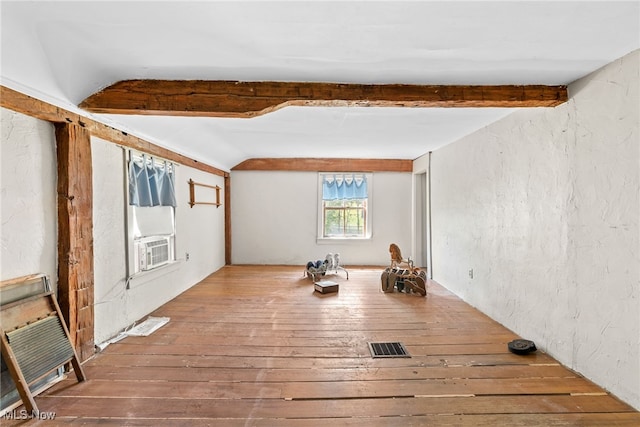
1,1,639,171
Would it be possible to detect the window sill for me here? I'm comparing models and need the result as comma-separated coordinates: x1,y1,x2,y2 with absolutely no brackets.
317,237,372,244
126,260,182,289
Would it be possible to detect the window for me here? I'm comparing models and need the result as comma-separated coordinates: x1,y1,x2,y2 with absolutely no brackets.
319,173,371,239
127,152,177,275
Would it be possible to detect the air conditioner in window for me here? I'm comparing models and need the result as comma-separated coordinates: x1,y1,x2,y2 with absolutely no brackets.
135,236,172,272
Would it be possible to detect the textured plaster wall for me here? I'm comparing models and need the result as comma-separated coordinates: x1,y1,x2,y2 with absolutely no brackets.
1,125,225,345
0,108,57,287
92,137,225,344
231,171,412,266
420,50,639,409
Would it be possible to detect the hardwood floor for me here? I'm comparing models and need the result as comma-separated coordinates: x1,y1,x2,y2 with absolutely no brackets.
12,266,640,425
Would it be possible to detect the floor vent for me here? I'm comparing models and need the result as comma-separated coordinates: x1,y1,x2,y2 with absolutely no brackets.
368,342,411,358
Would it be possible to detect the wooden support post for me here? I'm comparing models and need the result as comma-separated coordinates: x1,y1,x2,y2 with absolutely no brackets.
55,123,95,362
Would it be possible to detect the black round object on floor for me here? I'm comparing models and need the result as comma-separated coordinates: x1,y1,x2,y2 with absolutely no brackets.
508,339,537,355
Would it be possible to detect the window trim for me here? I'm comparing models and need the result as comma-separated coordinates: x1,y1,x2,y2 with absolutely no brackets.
317,172,372,241
125,150,178,279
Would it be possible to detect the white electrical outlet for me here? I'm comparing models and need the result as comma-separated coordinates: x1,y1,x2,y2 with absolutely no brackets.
468,269,473,279
186,252,190,261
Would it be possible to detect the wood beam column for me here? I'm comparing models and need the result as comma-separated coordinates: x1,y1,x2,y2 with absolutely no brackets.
55,123,95,362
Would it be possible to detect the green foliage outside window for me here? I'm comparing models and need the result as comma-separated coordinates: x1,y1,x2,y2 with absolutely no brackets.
323,199,367,237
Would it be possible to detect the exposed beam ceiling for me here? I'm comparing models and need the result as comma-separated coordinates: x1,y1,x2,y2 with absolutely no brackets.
80,80,567,118
0,86,227,177
1,1,638,171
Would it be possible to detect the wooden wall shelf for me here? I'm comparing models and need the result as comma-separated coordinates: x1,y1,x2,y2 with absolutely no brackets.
188,179,221,208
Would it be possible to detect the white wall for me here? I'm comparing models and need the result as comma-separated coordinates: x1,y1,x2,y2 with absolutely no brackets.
0,108,57,287
231,171,412,266
92,137,225,344
0,109,225,344
418,50,639,409
412,155,431,271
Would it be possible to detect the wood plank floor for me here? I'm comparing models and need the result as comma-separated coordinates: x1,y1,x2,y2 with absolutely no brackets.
11,266,640,425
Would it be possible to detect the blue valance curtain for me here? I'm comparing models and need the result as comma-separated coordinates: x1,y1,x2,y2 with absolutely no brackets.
322,174,367,200
128,154,177,207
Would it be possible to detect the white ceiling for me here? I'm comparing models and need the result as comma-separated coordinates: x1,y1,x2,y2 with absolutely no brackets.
2,1,639,171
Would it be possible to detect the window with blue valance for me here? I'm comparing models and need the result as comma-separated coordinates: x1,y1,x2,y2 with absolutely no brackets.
126,151,177,275
322,174,368,200
319,173,371,239
128,154,176,207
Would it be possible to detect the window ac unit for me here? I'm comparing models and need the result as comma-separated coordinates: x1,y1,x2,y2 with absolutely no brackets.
136,236,171,272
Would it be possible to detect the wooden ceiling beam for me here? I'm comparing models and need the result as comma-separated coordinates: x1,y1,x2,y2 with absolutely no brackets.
1,86,227,177
232,158,413,172
80,80,568,118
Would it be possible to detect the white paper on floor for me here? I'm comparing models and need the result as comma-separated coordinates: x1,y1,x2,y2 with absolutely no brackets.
124,316,170,336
